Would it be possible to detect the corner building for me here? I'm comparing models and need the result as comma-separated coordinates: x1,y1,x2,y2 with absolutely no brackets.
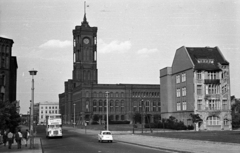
160,46,232,130
0,37,18,104
59,14,160,124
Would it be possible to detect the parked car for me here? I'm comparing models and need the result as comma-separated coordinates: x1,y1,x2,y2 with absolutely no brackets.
98,131,113,143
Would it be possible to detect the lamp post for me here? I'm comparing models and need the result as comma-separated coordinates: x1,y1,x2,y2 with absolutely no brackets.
29,69,37,149
73,103,76,128
141,99,144,134
105,91,109,131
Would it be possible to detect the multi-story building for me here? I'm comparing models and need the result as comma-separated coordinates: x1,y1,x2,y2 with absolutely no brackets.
0,37,18,104
38,102,59,125
160,46,231,130
59,14,160,125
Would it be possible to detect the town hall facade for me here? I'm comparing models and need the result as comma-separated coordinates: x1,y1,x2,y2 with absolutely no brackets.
59,14,160,125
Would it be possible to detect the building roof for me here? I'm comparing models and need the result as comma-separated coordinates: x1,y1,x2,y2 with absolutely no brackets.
39,101,59,105
186,47,229,71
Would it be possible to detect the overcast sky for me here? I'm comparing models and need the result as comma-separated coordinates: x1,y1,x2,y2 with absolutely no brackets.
1,0,240,114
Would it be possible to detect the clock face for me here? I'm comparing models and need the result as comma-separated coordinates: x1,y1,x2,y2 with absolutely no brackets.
83,38,90,44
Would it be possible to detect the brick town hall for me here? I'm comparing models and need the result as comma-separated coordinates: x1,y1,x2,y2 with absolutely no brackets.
59,13,232,131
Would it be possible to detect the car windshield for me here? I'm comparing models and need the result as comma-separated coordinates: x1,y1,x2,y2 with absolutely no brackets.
103,132,111,135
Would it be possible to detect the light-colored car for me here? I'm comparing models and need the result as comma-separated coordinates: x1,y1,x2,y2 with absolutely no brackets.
98,130,113,143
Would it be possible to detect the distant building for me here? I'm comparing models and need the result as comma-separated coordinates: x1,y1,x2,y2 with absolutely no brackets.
160,46,231,130
59,14,160,125
0,37,18,104
38,102,59,125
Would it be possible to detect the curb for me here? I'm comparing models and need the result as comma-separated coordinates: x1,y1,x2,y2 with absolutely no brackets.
115,139,192,153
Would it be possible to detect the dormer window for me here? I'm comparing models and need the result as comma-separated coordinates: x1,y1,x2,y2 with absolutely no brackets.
197,59,214,64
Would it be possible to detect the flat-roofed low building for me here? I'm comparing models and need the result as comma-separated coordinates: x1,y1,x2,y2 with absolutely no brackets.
38,101,59,125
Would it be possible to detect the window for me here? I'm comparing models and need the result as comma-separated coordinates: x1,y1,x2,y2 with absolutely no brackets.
55,110,57,114
153,102,156,112
104,101,107,112
176,89,181,97
99,101,102,112
41,115,43,119
139,101,143,112
182,73,186,82
46,107,47,109
121,115,125,120
207,116,220,125
208,99,220,110
86,91,89,97
224,119,228,126
222,100,228,110
197,85,202,95
110,100,114,112
208,71,217,80
45,111,47,113
182,87,186,96
197,100,202,110
182,102,187,110
121,100,124,112
115,100,119,112
177,102,181,111
197,71,202,80
158,102,161,112
145,101,150,112
133,101,137,112
93,101,97,112
176,75,180,83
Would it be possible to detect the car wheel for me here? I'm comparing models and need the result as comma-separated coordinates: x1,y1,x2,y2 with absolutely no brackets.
111,140,113,143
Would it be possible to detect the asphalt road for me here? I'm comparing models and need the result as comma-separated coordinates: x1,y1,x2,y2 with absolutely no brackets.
37,125,170,153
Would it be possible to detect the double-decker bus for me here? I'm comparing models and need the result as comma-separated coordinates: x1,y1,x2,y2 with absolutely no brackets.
46,114,62,138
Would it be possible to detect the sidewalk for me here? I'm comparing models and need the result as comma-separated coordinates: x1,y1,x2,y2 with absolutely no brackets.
65,126,240,153
0,137,42,153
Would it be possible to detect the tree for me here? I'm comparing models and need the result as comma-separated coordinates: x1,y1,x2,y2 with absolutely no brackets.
132,112,141,124
153,114,161,123
231,98,240,128
0,101,21,131
190,113,202,131
92,114,100,122
190,113,203,123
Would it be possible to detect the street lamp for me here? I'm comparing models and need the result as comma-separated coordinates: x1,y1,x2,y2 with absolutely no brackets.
73,103,76,128
105,91,109,131
141,99,144,134
29,69,37,149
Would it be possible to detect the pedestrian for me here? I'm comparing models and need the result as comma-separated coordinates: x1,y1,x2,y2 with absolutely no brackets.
7,130,14,149
0,132,3,145
2,130,7,146
15,129,22,149
23,129,30,147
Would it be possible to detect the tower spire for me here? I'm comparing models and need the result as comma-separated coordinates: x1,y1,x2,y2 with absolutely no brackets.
83,1,87,22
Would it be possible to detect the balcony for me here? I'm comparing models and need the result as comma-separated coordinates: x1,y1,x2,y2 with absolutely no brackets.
204,79,220,84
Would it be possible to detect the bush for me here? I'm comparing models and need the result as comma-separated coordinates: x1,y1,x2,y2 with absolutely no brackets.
187,125,194,130
144,116,189,130
109,120,130,124
91,121,99,125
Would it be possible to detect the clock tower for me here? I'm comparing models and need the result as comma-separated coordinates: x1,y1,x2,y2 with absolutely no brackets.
72,13,98,86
